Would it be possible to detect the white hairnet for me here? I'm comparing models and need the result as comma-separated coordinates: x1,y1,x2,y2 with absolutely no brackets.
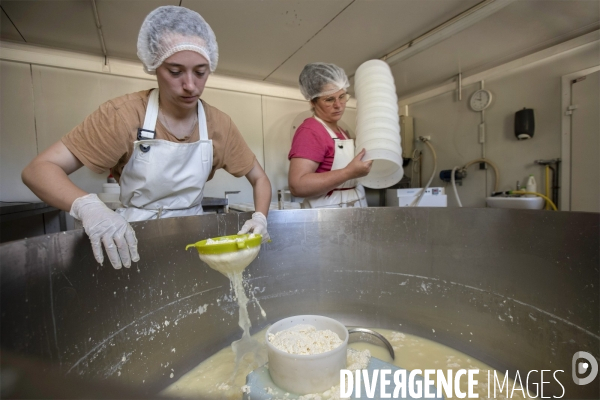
137,6,218,74
298,62,349,100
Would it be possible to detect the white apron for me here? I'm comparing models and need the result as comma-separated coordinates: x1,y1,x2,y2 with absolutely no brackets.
302,116,367,209
115,89,213,222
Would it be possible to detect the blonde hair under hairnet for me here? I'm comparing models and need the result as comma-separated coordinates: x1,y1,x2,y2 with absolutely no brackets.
298,62,349,100
137,6,218,74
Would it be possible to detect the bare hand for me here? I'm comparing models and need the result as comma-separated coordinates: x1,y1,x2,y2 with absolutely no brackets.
345,148,373,179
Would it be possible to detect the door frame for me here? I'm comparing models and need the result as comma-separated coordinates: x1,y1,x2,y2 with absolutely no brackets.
560,65,600,211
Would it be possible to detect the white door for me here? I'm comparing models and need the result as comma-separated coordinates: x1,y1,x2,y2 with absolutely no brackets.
571,70,600,212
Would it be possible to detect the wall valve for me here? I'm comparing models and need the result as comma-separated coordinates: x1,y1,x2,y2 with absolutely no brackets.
440,169,466,183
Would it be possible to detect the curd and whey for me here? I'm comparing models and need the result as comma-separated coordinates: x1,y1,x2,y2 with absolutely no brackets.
162,327,528,400
268,324,343,355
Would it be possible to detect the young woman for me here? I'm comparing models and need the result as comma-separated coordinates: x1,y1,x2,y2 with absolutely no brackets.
22,6,271,270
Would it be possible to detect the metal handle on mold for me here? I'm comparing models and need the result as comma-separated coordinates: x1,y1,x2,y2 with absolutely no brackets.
347,327,395,360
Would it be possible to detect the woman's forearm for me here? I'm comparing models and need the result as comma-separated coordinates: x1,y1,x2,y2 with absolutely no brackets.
289,168,351,198
289,150,372,198
252,173,272,216
245,159,272,216
22,142,87,212
22,160,87,212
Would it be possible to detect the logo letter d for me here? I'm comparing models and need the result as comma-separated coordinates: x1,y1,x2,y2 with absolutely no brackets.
572,351,598,385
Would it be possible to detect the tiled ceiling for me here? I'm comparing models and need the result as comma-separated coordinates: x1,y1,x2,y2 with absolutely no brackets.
1,0,598,97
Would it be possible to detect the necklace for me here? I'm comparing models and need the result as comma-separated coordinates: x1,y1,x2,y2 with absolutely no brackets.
160,107,198,138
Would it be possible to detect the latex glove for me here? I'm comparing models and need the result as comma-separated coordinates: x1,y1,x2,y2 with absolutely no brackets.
238,211,270,243
70,193,140,269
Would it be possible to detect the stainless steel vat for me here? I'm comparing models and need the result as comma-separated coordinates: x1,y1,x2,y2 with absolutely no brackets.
1,208,598,398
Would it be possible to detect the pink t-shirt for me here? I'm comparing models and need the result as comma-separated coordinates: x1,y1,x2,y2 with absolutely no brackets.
288,117,349,173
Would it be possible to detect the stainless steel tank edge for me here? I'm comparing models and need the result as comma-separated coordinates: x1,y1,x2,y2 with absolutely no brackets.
1,208,598,398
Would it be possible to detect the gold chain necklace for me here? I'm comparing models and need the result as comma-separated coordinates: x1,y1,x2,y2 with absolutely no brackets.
160,107,198,137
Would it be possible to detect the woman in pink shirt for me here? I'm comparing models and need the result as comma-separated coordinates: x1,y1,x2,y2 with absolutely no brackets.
288,63,372,208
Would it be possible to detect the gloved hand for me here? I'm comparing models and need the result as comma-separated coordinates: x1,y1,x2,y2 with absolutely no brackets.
70,193,140,269
238,211,270,243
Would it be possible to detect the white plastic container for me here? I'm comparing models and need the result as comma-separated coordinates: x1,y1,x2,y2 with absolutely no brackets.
98,183,120,203
356,110,399,126
356,121,401,138
356,89,398,106
387,187,448,207
363,166,405,189
266,315,348,395
354,59,403,189
355,131,401,147
486,196,544,209
354,61,392,80
526,175,537,197
355,116,400,133
364,148,402,167
102,183,120,194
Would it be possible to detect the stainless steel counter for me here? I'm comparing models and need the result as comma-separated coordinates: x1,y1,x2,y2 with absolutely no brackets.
200,196,228,213
0,201,67,243
0,201,58,216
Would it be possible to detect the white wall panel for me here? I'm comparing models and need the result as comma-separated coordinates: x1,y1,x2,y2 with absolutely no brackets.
262,96,309,200
31,65,154,196
0,61,38,202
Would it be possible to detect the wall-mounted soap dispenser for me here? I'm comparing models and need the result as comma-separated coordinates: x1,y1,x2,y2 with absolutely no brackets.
515,108,535,140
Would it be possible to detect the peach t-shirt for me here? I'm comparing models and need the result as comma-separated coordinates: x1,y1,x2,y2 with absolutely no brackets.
61,89,256,183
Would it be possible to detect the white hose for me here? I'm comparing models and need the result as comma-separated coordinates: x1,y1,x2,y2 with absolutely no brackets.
410,138,437,207
451,166,463,207
411,148,421,188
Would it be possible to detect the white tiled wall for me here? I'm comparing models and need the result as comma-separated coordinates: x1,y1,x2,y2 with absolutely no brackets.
0,61,38,202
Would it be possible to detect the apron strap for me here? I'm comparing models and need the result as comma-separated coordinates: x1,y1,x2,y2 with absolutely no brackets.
140,90,208,150
313,116,349,141
198,100,208,141
143,89,159,132
144,89,207,141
